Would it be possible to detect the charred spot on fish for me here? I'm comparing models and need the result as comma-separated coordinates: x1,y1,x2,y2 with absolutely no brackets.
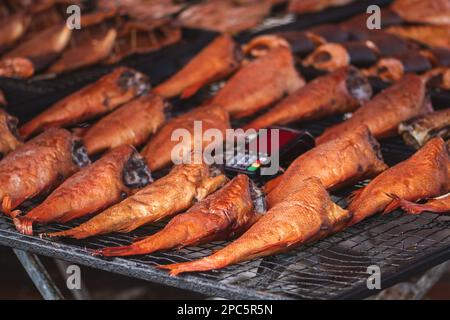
233,45,245,65
346,66,373,102
118,70,151,96
367,131,384,162
163,101,173,120
314,51,332,63
209,165,223,178
249,180,266,214
6,115,21,140
429,125,450,141
72,140,90,168
123,150,153,189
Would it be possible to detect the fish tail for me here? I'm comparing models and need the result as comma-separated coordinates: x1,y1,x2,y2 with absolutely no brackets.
158,258,220,276
94,244,145,257
382,193,402,214
13,216,34,235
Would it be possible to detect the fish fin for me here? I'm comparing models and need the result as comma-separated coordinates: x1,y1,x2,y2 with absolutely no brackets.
347,187,365,203
382,193,402,214
180,83,203,99
13,216,34,235
1,195,12,214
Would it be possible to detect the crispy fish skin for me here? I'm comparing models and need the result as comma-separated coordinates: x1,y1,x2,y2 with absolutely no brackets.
0,128,90,214
0,57,34,78
267,126,388,207
47,28,117,75
177,0,272,34
155,34,243,99
13,145,152,235
391,0,450,26
348,137,450,225
44,163,228,239
141,105,230,171
317,74,433,144
424,67,450,91
399,109,450,149
20,67,150,138
4,24,72,71
211,47,305,118
83,94,166,155
387,25,450,50
159,177,352,276
289,0,355,13
0,13,30,53
0,108,22,158
245,66,372,130
396,193,450,215
96,174,263,257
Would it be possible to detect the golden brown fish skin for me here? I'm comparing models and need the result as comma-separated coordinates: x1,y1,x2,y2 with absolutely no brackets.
0,57,35,78
154,34,243,99
96,174,262,257
211,47,305,119
395,193,450,215
13,145,152,235
141,105,230,172
0,108,22,158
424,68,450,91
317,74,433,145
44,163,228,239
245,66,372,130
4,24,72,70
391,0,450,26
399,109,450,149
19,67,150,139
267,126,388,208
348,137,450,225
387,25,450,50
159,177,352,276
47,28,117,75
83,94,166,155
177,0,272,34
288,0,355,13
0,128,90,215
0,12,30,53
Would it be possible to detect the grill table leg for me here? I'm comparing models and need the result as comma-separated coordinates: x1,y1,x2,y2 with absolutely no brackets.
13,249,64,300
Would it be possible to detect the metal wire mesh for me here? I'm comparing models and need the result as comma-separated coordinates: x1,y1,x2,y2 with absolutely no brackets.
0,134,449,300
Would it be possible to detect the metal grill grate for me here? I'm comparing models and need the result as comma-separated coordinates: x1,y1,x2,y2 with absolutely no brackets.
0,135,449,300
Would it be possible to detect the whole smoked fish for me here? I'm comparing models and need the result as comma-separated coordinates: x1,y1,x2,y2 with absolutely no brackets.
45,163,228,239
348,137,450,225
0,128,90,214
267,126,388,207
83,94,166,155
14,145,152,235
211,47,305,118
20,67,150,138
155,34,243,99
96,174,265,257
160,177,352,275
141,105,230,171
317,74,432,144
245,66,372,130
